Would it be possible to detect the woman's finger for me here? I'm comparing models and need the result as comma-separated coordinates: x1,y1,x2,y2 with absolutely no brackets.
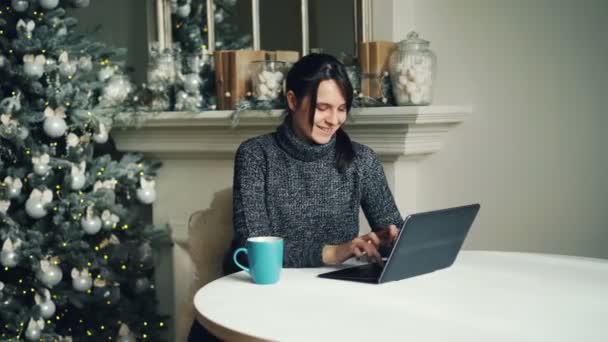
388,224,400,242
359,240,383,265
362,232,380,248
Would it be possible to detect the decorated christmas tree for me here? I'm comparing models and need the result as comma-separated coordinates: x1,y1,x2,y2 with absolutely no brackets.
0,0,168,341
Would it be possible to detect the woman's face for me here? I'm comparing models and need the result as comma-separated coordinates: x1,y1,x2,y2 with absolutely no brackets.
287,79,348,145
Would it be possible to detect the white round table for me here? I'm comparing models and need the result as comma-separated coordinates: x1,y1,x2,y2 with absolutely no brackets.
194,251,608,341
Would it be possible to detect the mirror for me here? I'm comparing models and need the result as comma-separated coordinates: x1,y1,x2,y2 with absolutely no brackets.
157,0,372,57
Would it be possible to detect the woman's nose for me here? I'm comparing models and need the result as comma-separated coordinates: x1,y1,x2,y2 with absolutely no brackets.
327,110,339,125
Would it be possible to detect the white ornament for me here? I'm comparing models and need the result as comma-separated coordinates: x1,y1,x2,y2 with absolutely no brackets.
39,0,59,10
97,66,116,82
81,207,102,235
23,54,45,79
36,259,63,288
92,123,109,144
93,179,117,192
0,55,6,67
58,52,77,77
70,162,86,190
117,324,136,342
77,56,92,72
176,3,191,18
136,177,156,204
4,176,22,199
43,106,67,138
32,154,51,176
12,0,29,12
71,268,93,292
17,19,35,39
44,57,57,73
0,201,9,215
17,126,29,140
0,91,22,114
101,210,119,230
101,76,133,106
35,289,56,319
25,189,53,219
25,318,44,341
1,239,22,268
66,132,80,148
183,73,201,94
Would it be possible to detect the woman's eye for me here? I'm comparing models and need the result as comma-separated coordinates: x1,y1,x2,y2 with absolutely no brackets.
316,105,329,111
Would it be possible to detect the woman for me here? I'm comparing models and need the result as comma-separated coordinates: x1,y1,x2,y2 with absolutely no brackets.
226,52,403,272
189,53,403,341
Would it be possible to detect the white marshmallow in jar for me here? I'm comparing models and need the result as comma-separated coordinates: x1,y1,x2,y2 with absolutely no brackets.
250,61,288,102
389,31,437,105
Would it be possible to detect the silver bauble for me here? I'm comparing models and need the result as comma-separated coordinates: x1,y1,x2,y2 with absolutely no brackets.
102,219,116,230
8,186,21,199
44,57,57,72
17,126,29,140
183,73,201,94
134,277,150,294
1,250,19,267
37,264,63,288
136,188,156,204
33,163,50,176
81,216,102,235
92,130,109,144
25,200,48,218
39,299,56,318
59,62,77,78
176,4,191,18
43,116,67,138
70,174,85,190
39,0,59,10
12,0,29,12
72,276,92,292
25,326,41,341
24,63,44,79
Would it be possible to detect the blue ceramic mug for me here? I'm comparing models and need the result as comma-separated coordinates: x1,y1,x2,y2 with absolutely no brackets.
233,236,283,285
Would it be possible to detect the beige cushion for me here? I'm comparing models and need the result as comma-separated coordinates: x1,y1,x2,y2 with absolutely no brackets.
176,188,234,341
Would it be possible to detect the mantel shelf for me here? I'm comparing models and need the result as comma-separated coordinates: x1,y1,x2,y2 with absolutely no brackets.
112,105,472,160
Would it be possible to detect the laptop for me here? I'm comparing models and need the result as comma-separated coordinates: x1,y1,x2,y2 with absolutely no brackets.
318,204,480,284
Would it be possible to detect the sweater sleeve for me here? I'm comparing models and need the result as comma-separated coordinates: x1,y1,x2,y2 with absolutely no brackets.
232,141,324,268
359,146,404,231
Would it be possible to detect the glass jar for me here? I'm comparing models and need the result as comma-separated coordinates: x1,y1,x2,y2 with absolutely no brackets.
389,31,437,105
250,60,288,102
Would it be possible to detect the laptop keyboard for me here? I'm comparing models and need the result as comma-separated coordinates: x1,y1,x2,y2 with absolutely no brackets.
322,262,384,281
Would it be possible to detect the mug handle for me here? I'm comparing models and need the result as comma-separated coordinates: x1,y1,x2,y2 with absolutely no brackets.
233,248,249,272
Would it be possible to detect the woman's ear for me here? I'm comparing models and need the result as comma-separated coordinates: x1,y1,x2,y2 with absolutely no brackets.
286,90,297,112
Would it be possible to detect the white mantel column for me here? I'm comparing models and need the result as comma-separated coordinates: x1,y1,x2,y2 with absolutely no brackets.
112,105,471,341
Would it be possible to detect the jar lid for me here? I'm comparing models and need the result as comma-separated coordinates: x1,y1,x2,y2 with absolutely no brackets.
399,31,430,50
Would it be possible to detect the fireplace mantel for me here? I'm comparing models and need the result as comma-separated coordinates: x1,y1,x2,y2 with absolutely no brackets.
113,106,470,160
112,105,471,341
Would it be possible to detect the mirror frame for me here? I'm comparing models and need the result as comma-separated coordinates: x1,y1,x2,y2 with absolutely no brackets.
150,0,374,56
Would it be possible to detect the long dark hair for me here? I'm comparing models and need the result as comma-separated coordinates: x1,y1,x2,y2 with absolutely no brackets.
285,53,354,173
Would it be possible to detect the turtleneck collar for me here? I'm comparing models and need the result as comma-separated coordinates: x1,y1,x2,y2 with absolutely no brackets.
275,114,336,162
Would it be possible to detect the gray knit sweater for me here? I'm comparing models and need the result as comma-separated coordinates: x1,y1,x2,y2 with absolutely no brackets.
229,115,403,269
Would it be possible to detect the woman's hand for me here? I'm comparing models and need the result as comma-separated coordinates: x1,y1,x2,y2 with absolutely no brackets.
322,232,384,266
376,224,400,247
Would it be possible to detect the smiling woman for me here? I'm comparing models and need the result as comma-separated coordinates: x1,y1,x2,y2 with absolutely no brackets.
188,52,404,341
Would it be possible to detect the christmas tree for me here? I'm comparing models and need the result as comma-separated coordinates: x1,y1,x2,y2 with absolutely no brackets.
170,0,251,109
0,1,168,341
